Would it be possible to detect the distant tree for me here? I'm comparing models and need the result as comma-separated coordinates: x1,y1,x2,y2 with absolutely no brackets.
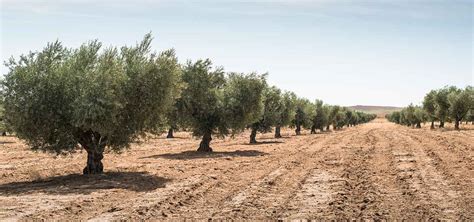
179,59,266,152
334,110,347,130
274,91,296,138
413,106,427,128
447,86,473,130
423,90,438,129
344,109,355,127
434,86,457,128
249,86,281,144
386,111,401,124
311,100,329,133
2,34,181,174
328,105,341,130
293,98,313,135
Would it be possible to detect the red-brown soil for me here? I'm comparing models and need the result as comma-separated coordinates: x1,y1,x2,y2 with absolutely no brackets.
0,119,472,220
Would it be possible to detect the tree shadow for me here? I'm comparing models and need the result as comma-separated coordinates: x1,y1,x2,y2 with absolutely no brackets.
143,150,268,160
0,141,16,144
0,171,171,196
245,141,284,145
155,136,189,140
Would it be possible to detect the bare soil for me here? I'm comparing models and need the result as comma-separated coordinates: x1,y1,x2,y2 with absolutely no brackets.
0,119,473,220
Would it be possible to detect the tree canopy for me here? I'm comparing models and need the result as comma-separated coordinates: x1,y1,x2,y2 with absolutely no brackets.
2,34,181,173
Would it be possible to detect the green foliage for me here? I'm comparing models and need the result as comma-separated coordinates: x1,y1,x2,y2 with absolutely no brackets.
179,59,266,149
448,86,473,129
275,91,297,128
312,100,329,131
390,85,473,129
250,86,283,133
3,34,180,153
434,86,458,126
292,98,313,134
423,90,437,123
328,105,341,129
2,34,181,173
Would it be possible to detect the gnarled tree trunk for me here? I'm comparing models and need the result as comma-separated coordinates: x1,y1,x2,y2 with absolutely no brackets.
430,121,434,129
83,148,104,174
326,125,330,131
310,125,316,134
78,130,107,175
439,120,445,128
275,126,282,138
166,128,174,138
416,122,421,128
295,125,301,135
250,128,258,144
198,131,213,152
454,120,460,130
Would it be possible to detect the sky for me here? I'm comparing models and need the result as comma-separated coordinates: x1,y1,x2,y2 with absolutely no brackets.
1,0,472,107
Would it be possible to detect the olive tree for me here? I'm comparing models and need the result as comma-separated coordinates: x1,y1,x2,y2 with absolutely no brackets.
413,106,427,128
2,34,181,174
333,109,347,130
448,86,473,130
293,98,313,135
386,111,401,124
311,99,329,133
423,90,438,129
249,86,282,144
179,59,265,152
274,91,296,138
328,105,342,130
434,86,457,128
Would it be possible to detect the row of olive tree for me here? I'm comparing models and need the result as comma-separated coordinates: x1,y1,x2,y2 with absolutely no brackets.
1,34,375,174
386,86,474,130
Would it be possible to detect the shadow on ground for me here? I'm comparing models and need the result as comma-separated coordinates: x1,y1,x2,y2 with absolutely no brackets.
0,141,16,144
143,150,268,160
245,141,284,145
0,171,171,195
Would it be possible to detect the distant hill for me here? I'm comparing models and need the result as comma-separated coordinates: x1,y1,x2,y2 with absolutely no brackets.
348,105,402,117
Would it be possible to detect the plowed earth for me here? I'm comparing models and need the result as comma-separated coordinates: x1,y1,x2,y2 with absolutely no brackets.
0,119,473,220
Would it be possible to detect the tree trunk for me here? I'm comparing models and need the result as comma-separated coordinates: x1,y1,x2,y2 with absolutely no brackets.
166,128,174,138
197,132,213,152
326,125,330,131
250,128,258,144
310,125,316,134
430,121,434,129
295,125,301,135
416,122,421,128
454,120,460,130
439,121,445,128
78,130,106,175
275,126,282,138
319,127,324,132
83,148,104,175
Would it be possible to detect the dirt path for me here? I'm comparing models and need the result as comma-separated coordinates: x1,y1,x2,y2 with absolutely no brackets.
0,119,472,220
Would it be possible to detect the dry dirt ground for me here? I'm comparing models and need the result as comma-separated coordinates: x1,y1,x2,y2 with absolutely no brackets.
0,119,473,220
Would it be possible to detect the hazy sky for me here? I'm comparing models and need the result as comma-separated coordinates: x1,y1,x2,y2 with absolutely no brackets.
1,0,472,106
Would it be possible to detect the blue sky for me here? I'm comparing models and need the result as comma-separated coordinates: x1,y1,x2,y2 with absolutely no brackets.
1,0,472,106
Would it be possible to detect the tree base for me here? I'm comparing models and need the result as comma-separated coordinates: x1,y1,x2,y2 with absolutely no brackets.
166,128,174,138
198,132,213,152
275,127,282,138
83,150,104,175
197,146,213,152
83,165,103,175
